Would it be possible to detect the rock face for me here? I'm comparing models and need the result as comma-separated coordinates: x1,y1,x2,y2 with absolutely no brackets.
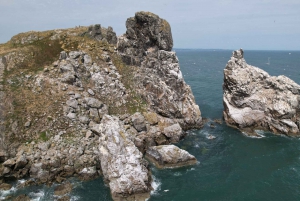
223,49,300,136
118,11,202,130
99,115,151,200
146,145,197,168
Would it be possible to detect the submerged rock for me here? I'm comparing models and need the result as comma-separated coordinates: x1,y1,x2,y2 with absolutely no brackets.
145,145,197,168
223,49,300,136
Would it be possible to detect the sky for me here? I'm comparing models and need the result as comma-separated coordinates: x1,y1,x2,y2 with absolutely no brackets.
0,0,299,50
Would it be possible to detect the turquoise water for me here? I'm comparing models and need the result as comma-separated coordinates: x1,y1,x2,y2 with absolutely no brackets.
1,50,300,201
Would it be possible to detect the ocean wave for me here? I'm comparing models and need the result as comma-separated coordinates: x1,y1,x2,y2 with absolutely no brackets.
29,189,45,201
0,187,17,200
150,175,161,195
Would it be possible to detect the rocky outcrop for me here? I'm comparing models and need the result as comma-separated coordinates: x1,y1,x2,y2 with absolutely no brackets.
118,11,202,130
98,115,151,201
146,145,197,168
81,24,117,45
0,11,201,201
223,49,300,136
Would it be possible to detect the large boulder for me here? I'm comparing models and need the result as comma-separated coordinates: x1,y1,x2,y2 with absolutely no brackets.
223,49,300,136
145,145,197,168
98,115,151,201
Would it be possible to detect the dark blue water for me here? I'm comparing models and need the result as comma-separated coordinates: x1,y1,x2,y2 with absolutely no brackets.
1,50,300,201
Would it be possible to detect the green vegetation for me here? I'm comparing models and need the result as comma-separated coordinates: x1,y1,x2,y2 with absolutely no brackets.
39,131,49,141
110,54,147,115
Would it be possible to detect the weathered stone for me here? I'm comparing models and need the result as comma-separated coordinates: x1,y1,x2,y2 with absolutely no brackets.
67,112,76,120
3,158,16,168
79,116,89,124
66,99,78,109
24,120,31,128
15,155,28,170
59,51,68,60
143,112,158,125
131,112,146,132
223,49,300,136
163,123,183,143
98,115,151,200
87,89,95,96
54,181,72,196
85,97,103,108
0,183,12,190
117,12,202,131
146,145,197,168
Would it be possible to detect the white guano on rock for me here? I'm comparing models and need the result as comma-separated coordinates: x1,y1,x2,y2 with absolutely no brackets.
223,49,300,136
98,115,151,200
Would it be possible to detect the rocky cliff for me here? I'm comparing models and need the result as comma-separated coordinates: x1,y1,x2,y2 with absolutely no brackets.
0,11,202,200
223,49,300,137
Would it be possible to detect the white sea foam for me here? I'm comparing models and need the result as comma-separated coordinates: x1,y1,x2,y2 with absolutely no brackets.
0,187,17,200
187,168,196,172
174,172,182,176
241,130,265,139
150,175,161,195
17,179,26,184
29,189,45,201
70,195,81,201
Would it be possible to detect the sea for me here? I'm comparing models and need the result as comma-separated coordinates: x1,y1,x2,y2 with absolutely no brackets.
1,49,300,201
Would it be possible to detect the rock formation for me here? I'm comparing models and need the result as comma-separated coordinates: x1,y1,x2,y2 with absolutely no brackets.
223,49,300,136
146,145,197,168
99,115,151,200
118,11,202,130
0,11,201,200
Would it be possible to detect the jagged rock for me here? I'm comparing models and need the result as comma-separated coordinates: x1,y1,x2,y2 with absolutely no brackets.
131,112,146,132
106,26,117,45
89,108,101,123
3,158,16,168
0,183,12,190
117,11,202,132
79,116,89,124
145,145,197,168
15,155,28,170
59,51,68,60
85,97,103,108
118,11,173,65
54,181,72,196
143,112,158,125
163,123,183,143
66,99,78,109
223,49,300,136
98,115,151,200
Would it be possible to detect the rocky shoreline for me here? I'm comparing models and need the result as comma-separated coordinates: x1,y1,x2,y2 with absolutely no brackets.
0,11,202,200
0,10,299,201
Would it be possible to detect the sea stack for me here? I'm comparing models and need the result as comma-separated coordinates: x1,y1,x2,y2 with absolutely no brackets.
223,49,300,137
